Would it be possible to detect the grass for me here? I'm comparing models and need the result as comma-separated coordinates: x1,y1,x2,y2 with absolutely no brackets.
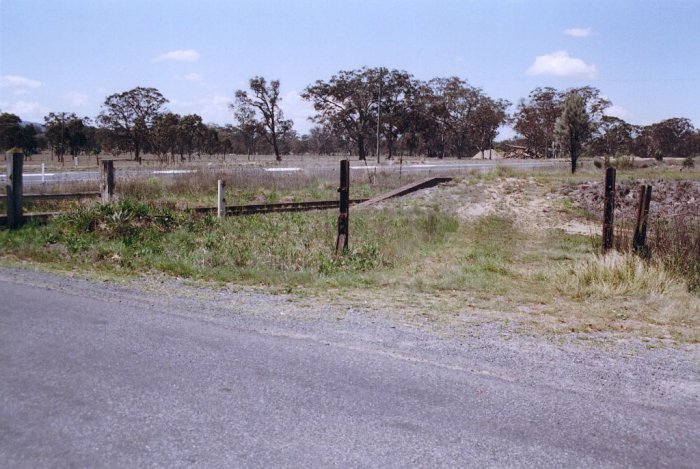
1,162,698,343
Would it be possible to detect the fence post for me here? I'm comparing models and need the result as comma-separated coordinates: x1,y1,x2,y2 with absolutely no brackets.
633,185,652,255
6,151,24,229
217,179,226,218
602,167,616,253
335,159,350,254
100,159,115,203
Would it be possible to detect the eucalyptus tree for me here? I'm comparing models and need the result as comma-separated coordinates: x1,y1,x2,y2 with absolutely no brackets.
376,69,414,159
645,118,696,159
303,67,384,160
233,77,290,161
513,87,562,158
471,96,510,158
589,116,636,157
97,87,168,162
152,112,181,162
0,112,24,152
44,112,90,161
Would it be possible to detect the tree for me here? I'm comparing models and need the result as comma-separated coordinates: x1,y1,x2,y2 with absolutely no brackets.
0,113,23,151
471,96,510,158
513,87,562,158
303,67,381,160
232,105,264,158
589,116,635,157
233,77,290,161
515,86,609,159
44,112,91,162
555,92,592,173
649,118,695,158
97,87,168,163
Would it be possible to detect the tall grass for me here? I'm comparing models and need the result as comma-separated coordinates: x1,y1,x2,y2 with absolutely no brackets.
614,215,700,292
0,198,460,288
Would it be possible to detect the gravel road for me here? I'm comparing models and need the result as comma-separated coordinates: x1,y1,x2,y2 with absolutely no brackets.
0,266,698,468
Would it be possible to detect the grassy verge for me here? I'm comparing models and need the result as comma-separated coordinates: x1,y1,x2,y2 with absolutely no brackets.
1,166,697,343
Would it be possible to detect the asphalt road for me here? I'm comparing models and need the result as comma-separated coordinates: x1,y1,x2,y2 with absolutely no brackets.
0,160,563,187
1,272,698,468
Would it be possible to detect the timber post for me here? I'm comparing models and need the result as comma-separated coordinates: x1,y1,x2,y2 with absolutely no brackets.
6,151,24,229
335,159,350,254
632,185,652,255
217,179,226,218
100,159,115,203
602,167,616,253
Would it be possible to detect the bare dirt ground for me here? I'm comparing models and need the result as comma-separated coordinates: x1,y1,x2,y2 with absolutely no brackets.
390,176,601,235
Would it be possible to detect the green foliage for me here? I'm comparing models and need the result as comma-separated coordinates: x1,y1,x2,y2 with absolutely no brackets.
0,201,461,288
555,92,593,174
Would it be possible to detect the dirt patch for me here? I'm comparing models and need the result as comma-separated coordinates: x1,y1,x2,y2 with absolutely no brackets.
383,177,599,236
561,179,700,222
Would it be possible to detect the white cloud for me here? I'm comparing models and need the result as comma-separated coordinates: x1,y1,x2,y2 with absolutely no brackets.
604,104,631,120
526,51,598,78
1,100,51,121
153,49,200,63
0,75,41,89
182,72,203,82
564,27,592,37
63,92,88,106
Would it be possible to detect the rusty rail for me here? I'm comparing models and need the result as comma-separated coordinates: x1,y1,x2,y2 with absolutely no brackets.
0,199,368,227
0,191,100,201
357,177,452,207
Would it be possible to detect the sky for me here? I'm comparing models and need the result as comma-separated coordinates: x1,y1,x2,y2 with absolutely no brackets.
1,0,699,137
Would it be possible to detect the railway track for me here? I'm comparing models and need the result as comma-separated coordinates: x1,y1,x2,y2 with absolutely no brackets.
0,199,369,227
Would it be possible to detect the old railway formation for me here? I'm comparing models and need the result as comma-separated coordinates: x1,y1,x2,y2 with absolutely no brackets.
0,177,452,227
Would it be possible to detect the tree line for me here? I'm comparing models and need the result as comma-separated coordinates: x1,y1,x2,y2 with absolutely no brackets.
1,66,699,169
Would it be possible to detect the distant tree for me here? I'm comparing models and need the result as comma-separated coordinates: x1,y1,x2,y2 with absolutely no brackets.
152,112,181,162
232,105,264,157
0,113,24,151
233,77,290,161
555,92,592,173
649,117,695,158
44,112,90,162
515,86,609,159
589,116,635,157
514,87,563,158
178,114,207,160
20,123,39,156
303,67,382,160
471,96,510,158
97,87,168,163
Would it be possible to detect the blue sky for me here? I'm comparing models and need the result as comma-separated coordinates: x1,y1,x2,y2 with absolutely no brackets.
1,0,698,137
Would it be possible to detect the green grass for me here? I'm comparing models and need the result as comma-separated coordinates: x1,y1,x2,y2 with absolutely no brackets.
0,199,460,289
2,167,698,343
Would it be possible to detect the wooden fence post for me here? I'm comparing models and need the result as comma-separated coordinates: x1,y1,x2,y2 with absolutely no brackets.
335,159,350,254
6,151,24,229
100,159,115,203
602,167,616,253
633,185,652,255
217,179,226,218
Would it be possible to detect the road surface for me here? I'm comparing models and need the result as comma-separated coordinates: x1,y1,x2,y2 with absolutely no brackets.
0,160,564,187
1,268,698,468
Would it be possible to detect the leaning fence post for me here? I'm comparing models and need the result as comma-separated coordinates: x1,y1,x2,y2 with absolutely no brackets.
602,167,616,253
633,185,652,255
100,159,115,203
6,151,24,229
217,179,226,218
335,159,350,254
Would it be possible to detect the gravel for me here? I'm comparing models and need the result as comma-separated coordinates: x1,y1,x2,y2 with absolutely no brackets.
2,264,698,413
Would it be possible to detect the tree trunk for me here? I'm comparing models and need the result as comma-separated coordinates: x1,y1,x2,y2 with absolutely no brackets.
357,135,366,160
